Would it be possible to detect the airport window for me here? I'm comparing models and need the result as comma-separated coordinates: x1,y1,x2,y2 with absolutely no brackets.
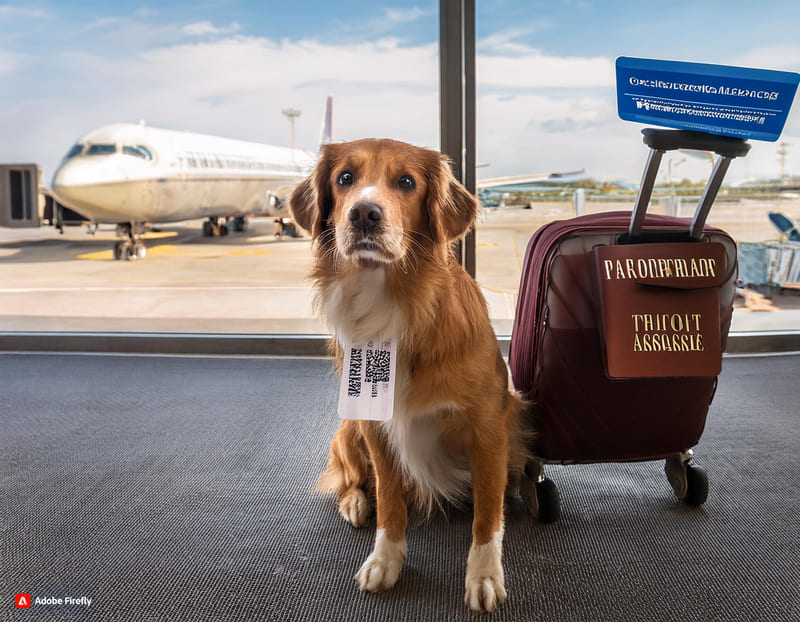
85,144,116,155
2,2,797,340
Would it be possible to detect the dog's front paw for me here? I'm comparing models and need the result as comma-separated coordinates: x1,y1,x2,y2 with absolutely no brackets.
465,572,507,613
338,488,370,527
464,531,506,612
355,530,406,592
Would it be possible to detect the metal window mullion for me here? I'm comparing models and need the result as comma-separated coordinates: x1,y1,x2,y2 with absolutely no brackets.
439,0,476,277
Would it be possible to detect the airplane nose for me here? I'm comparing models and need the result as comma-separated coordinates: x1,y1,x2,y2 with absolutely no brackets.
52,160,95,204
51,161,91,191
51,158,130,220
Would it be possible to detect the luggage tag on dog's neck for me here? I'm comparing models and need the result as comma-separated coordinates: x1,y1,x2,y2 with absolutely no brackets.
337,338,397,421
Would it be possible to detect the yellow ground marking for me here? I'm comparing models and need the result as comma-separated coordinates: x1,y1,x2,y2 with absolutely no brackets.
142,232,179,240
477,242,501,247
77,245,271,260
511,233,522,272
76,250,114,260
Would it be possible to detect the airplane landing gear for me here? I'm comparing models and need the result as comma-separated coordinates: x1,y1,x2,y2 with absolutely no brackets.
113,223,147,260
202,217,229,237
232,216,248,232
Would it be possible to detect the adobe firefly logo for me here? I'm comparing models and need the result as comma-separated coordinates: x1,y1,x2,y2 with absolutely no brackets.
15,593,31,609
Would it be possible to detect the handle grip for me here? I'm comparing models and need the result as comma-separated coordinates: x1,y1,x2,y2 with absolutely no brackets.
642,128,751,158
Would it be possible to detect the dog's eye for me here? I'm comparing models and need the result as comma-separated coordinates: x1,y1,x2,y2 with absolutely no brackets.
337,171,354,186
397,175,415,190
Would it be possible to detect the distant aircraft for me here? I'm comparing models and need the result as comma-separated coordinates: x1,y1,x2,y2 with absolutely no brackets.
51,97,333,260
476,169,587,206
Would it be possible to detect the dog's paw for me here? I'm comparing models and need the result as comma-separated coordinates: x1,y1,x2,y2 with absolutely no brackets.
338,488,369,527
464,530,506,612
465,573,507,613
355,530,406,592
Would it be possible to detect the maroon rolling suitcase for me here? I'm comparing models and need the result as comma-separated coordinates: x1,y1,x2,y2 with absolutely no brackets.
509,129,750,521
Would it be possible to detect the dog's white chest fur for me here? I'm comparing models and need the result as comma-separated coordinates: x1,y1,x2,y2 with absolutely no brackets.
381,408,471,511
325,266,399,345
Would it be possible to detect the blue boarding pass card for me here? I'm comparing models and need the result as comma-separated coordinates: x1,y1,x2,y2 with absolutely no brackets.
616,57,799,141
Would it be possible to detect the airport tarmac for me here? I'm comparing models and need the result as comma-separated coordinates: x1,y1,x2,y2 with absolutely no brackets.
1,200,799,336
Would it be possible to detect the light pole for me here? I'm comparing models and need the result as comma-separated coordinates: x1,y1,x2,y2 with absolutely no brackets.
282,108,302,150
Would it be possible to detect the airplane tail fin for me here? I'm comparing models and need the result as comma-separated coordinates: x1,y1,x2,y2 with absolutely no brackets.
319,95,333,147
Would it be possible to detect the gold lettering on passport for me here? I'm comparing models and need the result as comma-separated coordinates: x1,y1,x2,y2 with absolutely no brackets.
631,312,705,353
603,257,717,280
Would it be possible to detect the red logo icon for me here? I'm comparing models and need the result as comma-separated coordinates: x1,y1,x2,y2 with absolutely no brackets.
15,593,31,608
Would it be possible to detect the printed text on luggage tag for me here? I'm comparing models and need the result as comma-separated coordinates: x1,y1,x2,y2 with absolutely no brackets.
338,338,397,421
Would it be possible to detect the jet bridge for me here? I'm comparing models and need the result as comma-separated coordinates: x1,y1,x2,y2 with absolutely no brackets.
0,163,42,227
0,162,87,230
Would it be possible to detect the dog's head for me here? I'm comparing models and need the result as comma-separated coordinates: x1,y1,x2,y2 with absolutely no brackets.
288,139,478,266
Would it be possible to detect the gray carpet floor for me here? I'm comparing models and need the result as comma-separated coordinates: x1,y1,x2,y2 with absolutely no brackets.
1,352,797,621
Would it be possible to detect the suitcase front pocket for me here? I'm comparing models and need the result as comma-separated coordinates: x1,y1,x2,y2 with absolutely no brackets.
593,241,726,378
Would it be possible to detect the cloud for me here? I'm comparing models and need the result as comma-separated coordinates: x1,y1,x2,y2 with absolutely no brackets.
0,5,53,20
84,16,122,31
0,50,20,73
384,7,428,23
477,25,550,56
478,51,614,89
732,46,800,72
182,21,241,36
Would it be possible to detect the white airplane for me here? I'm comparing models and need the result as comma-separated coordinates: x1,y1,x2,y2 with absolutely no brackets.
51,98,333,260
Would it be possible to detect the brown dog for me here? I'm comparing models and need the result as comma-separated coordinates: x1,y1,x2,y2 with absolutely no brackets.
289,138,528,612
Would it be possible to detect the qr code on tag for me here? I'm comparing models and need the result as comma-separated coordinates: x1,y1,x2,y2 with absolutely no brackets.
338,338,397,421
348,347,363,397
365,347,391,396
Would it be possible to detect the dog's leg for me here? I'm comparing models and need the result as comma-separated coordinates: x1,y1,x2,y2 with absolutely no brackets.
465,434,509,613
317,420,372,528
354,421,407,592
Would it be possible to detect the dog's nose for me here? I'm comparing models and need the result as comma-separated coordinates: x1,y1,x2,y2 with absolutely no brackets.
348,202,383,230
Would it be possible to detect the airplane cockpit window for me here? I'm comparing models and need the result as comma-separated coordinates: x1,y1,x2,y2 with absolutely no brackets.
85,144,117,155
65,144,84,159
122,145,154,160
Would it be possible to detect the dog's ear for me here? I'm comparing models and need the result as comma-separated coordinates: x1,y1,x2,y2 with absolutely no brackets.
288,144,336,239
426,155,480,243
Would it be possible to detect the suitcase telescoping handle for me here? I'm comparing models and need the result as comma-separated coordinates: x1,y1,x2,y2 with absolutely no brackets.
629,128,751,240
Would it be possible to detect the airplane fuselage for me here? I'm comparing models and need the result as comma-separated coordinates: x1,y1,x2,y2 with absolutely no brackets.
51,123,316,224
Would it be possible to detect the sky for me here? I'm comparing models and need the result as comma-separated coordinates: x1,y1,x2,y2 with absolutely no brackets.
1,0,799,185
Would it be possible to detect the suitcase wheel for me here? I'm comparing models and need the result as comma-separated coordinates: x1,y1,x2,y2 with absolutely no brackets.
665,453,709,506
520,471,561,522
536,477,561,523
683,464,709,506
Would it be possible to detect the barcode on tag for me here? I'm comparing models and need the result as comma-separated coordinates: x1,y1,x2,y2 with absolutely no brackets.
338,338,397,421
